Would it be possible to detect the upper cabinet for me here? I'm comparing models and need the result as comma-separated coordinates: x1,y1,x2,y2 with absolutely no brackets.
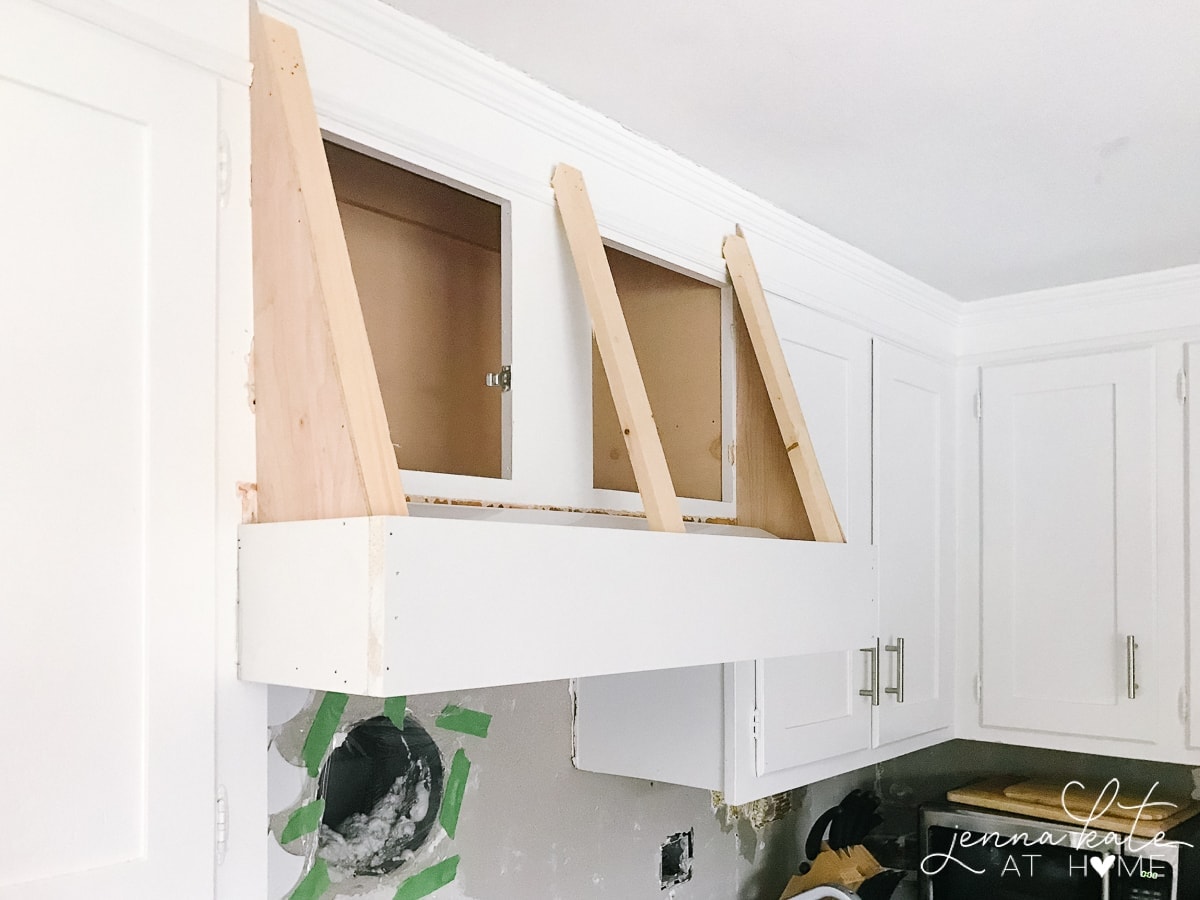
977,344,1187,752
1,2,225,895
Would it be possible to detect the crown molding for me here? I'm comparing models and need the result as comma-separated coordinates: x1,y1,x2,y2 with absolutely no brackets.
266,0,961,332
959,265,1200,358
963,265,1200,324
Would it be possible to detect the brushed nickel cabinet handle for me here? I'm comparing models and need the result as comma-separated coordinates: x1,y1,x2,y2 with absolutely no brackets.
885,637,905,703
860,639,880,706
1127,635,1139,700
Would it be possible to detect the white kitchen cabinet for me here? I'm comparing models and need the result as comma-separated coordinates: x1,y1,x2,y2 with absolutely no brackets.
574,306,951,804
979,345,1184,744
0,3,221,898
752,301,875,776
873,341,955,747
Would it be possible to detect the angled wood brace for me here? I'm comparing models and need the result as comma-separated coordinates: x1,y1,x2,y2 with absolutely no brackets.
724,230,845,543
250,8,407,523
552,164,686,534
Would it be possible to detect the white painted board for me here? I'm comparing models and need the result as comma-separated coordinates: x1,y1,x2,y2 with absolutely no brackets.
239,515,876,696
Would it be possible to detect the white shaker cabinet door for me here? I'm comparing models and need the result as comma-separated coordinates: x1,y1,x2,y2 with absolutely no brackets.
0,4,218,898
980,348,1164,741
753,302,873,775
873,342,954,746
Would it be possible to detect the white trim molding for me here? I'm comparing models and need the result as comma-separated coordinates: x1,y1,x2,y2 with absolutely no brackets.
960,265,1200,360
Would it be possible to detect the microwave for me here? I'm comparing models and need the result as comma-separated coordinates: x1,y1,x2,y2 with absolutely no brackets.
919,802,1200,900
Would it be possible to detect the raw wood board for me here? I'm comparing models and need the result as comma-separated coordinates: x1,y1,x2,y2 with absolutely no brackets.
1004,778,1180,821
947,777,1200,837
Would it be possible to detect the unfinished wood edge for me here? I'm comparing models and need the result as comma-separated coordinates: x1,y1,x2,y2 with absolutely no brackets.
252,7,407,518
552,163,685,534
723,233,845,543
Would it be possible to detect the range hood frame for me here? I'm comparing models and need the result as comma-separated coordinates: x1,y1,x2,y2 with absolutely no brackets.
238,9,876,697
240,514,876,697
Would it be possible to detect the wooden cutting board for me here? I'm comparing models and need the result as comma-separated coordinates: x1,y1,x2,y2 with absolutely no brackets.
946,776,1200,838
1004,779,1175,820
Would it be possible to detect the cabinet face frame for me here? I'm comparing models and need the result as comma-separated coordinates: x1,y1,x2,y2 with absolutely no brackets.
1187,342,1200,750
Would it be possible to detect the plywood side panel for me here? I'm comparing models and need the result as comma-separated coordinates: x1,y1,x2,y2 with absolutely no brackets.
725,232,844,542
552,163,685,533
735,307,813,540
250,10,406,522
593,248,723,501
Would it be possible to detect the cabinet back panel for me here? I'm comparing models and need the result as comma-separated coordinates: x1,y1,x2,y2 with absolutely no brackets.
593,248,723,501
326,141,504,479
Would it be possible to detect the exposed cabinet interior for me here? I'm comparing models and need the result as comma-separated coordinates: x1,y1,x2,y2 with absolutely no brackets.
324,140,507,480
592,247,726,502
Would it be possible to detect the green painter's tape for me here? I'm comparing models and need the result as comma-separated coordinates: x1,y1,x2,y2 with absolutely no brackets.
302,692,348,777
281,798,326,844
290,859,330,900
384,695,408,730
439,749,470,839
393,855,460,900
436,705,491,738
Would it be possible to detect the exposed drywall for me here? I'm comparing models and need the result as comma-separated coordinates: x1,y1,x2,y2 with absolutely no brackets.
270,685,1200,900
269,681,873,900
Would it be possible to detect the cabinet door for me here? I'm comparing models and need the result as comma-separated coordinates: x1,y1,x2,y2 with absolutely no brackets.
753,303,873,775
874,342,954,746
980,349,1160,740
0,4,218,898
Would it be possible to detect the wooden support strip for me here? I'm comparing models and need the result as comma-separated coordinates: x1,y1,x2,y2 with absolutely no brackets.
723,231,844,542
250,8,407,522
551,164,685,534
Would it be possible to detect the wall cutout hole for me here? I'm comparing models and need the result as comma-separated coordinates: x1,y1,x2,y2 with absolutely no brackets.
317,715,444,876
660,829,694,889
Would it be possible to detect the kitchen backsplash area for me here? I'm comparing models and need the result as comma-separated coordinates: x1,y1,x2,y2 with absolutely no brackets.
269,677,1197,900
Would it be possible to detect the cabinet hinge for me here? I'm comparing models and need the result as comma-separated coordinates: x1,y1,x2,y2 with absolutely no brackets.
485,365,511,392
217,131,231,208
215,785,229,865
751,708,762,744
1180,686,1190,724
973,673,982,705
1178,370,1188,405
973,392,982,420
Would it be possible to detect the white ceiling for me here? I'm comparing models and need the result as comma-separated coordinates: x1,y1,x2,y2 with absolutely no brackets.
381,0,1199,301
